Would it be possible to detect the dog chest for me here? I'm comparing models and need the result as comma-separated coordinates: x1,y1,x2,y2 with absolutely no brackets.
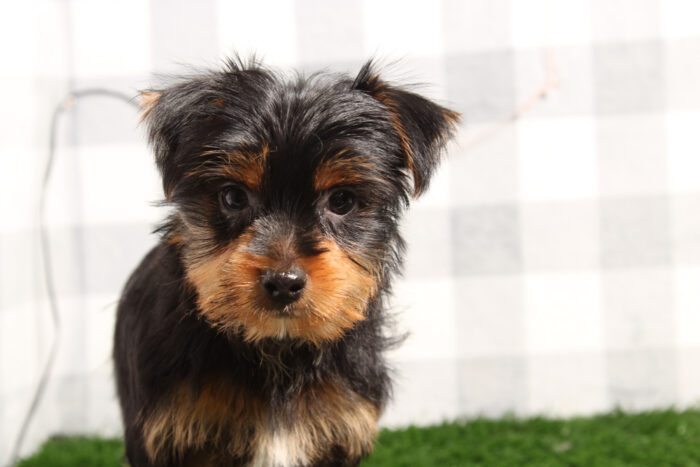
249,428,309,467
141,379,379,466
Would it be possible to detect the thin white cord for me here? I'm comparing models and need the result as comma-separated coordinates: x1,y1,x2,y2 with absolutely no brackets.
9,89,137,466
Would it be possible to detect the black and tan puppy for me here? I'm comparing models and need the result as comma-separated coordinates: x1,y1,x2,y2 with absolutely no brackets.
114,58,458,466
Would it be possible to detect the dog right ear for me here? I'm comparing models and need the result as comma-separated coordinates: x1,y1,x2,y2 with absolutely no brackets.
138,89,180,199
138,81,240,201
139,87,202,201
139,91,161,121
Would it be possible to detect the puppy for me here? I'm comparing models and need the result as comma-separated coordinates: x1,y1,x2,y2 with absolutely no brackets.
114,57,458,466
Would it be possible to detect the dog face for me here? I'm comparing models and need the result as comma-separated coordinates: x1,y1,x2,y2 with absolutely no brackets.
142,58,458,346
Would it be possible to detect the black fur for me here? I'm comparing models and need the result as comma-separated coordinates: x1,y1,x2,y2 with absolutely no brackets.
114,57,458,466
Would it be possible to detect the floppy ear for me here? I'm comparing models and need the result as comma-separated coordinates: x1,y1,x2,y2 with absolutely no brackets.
352,61,460,197
138,89,178,198
139,91,161,120
138,86,224,200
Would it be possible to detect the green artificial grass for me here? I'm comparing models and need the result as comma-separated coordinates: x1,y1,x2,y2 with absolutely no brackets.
17,436,123,467
18,409,700,466
364,409,700,467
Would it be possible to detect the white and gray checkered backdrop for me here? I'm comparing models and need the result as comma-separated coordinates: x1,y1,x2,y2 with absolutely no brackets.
2,0,700,461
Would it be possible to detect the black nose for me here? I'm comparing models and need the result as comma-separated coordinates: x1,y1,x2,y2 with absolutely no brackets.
261,267,307,305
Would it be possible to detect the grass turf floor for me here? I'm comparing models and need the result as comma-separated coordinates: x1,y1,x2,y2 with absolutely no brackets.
17,409,700,466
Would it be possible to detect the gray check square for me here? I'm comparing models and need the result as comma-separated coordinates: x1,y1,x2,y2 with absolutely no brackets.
593,40,665,114
44,227,84,296
54,375,90,429
457,356,528,417
522,200,599,271
606,349,677,410
445,50,515,123
0,232,35,308
672,194,700,265
384,359,459,426
515,46,594,117
600,196,671,268
451,205,522,275
402,208,452,279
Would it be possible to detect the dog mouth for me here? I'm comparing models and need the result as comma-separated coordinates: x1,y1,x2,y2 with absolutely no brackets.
262,301,303,318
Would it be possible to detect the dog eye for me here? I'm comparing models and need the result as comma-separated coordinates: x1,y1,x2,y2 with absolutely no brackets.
220,186,249,211
327,189,356,216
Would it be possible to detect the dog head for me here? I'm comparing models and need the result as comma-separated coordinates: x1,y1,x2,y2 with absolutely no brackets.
142,58,458,346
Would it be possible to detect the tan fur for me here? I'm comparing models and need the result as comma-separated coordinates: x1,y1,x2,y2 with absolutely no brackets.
185,228,377,345
140,380,264,463
314,151,389,192
185,145,268,191
138,91,161,121
373,89,418,190
141,379,378,465
292,380,379,459
211,97,226,107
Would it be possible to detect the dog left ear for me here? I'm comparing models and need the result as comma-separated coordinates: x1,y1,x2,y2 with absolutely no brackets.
353,62,460,197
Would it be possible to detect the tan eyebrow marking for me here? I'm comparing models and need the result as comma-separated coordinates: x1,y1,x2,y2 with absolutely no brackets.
185,144,269,191
314,151,387,192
